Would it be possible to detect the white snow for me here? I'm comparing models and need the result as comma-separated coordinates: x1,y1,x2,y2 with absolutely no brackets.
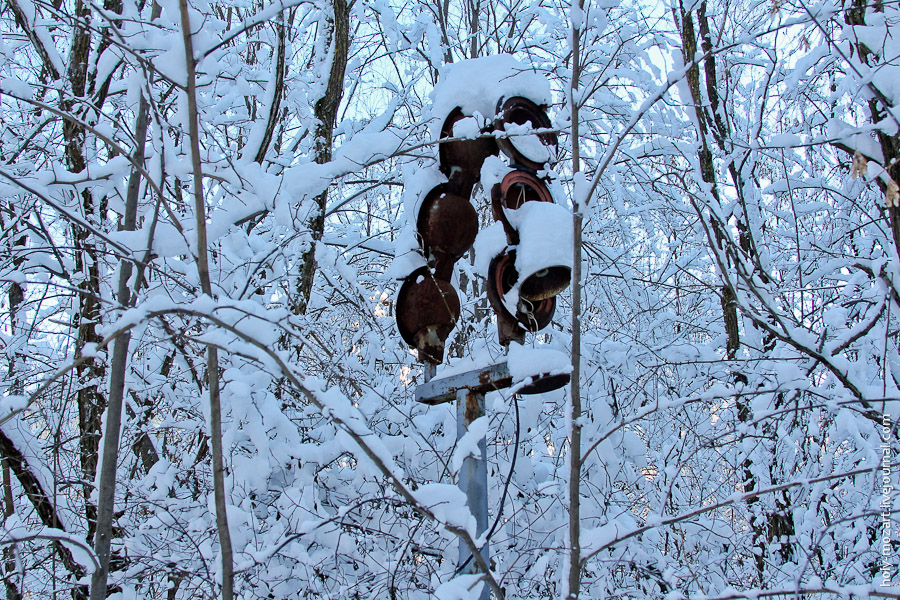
386,164,447,280
480,155,512,193
825,118,886,161
502,122,552,164
504,201,573,279
572,170,589,207
0,394,27,419
473,222,508,277
400,163,447,217
310,378,406,482
450,415,488,473
431,344,504,381
282,128,405,204
2,516,98,573
507,343,572,383
434,574,485,600
1,420,79,532
766,133,802,148
428,55,552,137
107,221,188,259
412,483,476,536
1,77,33,98
452,116,481,139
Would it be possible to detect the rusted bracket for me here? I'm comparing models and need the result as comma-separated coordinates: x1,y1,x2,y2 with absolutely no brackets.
415,361,570,405
415,362,514,405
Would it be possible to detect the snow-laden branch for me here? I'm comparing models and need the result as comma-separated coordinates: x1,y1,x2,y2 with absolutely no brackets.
2,518,99,574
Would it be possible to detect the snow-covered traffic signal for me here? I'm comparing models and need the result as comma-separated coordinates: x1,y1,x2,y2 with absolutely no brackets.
396,268,461,364
394,112,486,364
394,62,572,364
486,143,571,345
439,107,499,196
417,184,478,280
494,96,558,171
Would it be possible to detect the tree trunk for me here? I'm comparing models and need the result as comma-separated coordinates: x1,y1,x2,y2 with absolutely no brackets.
677,1,797,580
62,0,107,548
0,431,87,594
842,0,900,263
252,14,287,165
1,219,24,600
676,1,741,361
1,459,20,600
567,5,584,598
179,0,233,597
295,0,350,316
89,81,152,600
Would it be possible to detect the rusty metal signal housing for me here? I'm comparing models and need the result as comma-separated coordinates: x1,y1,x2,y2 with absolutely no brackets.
517,372,571,395
494,96,558,171
491,170,553,243
417,184,478,280
398,91,566,359
396,269,461,364
485,167,570,342
519,265,571,302
439,107,499,195
486,251,555,340
494,170,554,209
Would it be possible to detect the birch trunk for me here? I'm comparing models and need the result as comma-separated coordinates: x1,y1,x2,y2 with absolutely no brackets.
88,83,152,600
566,4,584,597
179,0,233,597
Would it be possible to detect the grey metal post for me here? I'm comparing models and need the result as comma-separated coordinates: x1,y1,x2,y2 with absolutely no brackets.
416,361,566,598
424,362,437,382
456,388,490,599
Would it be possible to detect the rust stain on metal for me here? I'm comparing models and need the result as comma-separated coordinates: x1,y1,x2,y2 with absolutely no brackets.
417,186,478,261
486,252,555,336
517,372,570,395
464,391,482,424
395,270,460,364
491,170,553,245
494,96,557,171
439,107,499,177
415,361,567,405
519,266,570,302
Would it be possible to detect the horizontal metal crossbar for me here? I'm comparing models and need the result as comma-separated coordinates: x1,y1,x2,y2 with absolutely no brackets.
415,362,513,405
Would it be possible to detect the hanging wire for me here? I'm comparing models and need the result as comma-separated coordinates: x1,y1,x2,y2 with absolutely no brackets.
455,389,521,575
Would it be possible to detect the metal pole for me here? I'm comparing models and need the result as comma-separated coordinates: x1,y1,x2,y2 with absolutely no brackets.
416,361,566,597
424,361,437,382
457,388,490,599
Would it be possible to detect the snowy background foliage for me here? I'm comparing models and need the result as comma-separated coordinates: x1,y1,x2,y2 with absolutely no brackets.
0,0,899,598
